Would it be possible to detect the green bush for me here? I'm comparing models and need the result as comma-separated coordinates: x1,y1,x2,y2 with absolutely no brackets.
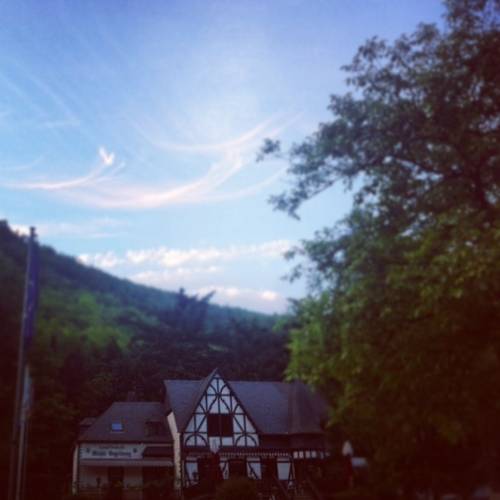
215,477,258,500
61,494,92,500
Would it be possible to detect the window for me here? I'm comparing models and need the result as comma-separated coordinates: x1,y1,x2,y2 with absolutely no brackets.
261,458,277,480
111,422,123,432
207,414,233,437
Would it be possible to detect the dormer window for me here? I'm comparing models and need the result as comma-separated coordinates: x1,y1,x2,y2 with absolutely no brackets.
111,422,123,432
207,414,232,437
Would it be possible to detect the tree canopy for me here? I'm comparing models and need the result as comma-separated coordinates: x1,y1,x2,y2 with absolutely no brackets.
263,0,500,494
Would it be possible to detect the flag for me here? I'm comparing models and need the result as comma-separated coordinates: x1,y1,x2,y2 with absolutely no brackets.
22,228,39,351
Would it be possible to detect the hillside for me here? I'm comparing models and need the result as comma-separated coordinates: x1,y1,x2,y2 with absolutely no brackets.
0,220,289,500
0,220,277,345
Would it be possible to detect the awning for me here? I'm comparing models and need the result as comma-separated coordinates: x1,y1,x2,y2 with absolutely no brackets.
80,459,173,467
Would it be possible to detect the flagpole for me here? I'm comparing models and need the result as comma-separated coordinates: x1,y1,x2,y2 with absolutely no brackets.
8,227,38,500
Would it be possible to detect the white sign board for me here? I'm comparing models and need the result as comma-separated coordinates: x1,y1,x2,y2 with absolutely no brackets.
81,444,145,460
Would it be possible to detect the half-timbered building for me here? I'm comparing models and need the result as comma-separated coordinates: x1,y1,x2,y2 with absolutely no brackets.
74,369,330,498
73,401,174,498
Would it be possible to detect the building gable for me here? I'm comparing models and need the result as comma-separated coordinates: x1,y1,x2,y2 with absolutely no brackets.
183,371,259,448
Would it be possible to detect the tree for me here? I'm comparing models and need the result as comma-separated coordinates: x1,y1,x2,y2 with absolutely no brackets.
261,0,500,494
162,288,215,338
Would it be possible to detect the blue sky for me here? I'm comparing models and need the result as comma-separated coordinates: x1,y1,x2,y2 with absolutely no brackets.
0,0,444,313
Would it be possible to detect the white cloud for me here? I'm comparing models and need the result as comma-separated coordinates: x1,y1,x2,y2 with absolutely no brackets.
261,290,278,301
11,223,30,236
75,240,293,312
193,285,286,312
131,265,221,286
125,240,292,268
78,251,122,269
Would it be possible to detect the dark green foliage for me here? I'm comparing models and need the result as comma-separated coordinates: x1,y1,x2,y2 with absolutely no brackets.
0,221,288,499
215,477,258,500
332,490,376,500
261,0,500,495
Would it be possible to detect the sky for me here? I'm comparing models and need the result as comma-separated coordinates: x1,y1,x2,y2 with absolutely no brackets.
0,0,444,313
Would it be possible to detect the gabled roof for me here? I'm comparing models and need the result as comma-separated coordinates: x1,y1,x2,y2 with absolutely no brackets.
163,372,328,436
229,381,289,434
79,402,172,443
288,380,328,434
164,368,219,432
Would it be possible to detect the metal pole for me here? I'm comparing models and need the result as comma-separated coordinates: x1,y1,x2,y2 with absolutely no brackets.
7,227,36,500
18,366,32,500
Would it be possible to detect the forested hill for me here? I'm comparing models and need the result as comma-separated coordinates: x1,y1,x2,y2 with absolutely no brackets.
0,220,277,344
0,220,289,499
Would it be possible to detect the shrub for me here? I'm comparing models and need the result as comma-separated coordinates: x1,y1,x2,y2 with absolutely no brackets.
332,488,377,500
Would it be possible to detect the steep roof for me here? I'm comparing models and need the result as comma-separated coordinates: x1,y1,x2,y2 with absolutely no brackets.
164,373,328,436
230,381,289,434
164,379,204,431
164,368,222,431
288,380,328,434
79,402,172,443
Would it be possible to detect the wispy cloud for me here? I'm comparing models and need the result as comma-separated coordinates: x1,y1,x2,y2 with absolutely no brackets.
0,155,44,173
41,117,80,129
141,116,276,154
4,217,125,240
98,146,115,167
4,147,121,191
5,117,293,209
37,217,125,239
